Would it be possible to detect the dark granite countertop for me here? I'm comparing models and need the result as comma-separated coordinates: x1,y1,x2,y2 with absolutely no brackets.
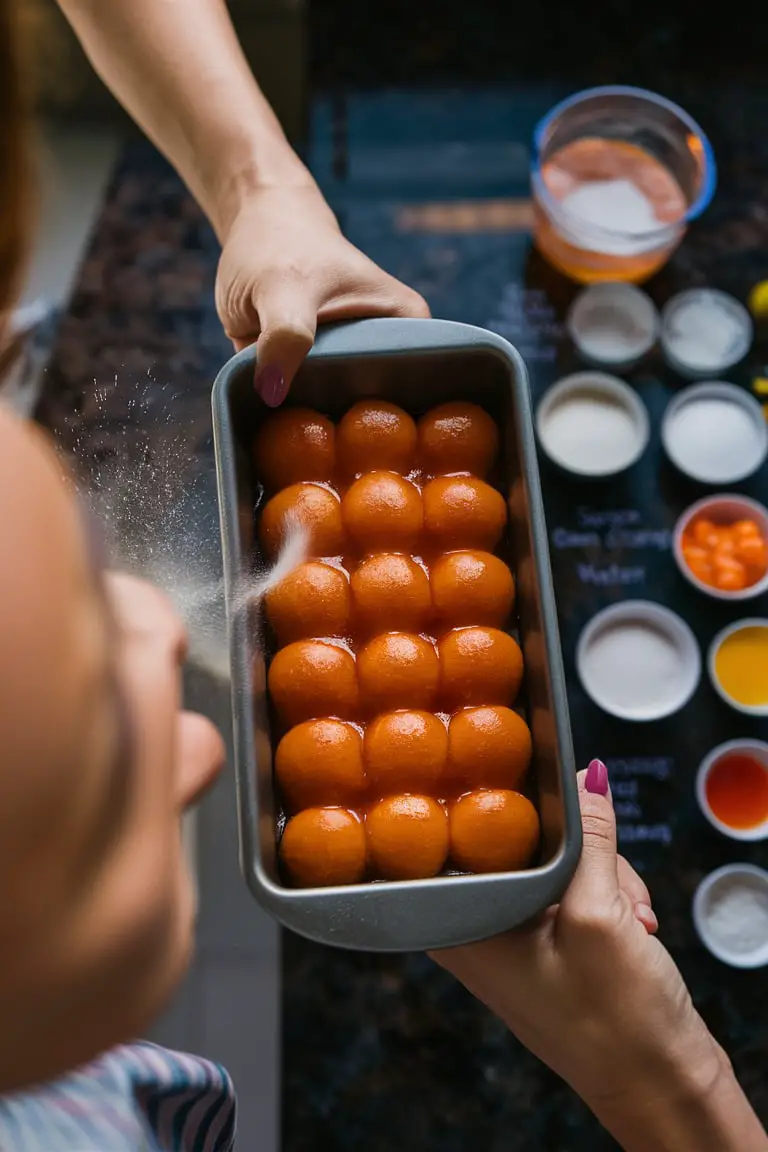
38,79,768,1152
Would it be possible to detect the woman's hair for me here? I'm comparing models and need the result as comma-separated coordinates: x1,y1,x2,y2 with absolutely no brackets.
0,0,31,331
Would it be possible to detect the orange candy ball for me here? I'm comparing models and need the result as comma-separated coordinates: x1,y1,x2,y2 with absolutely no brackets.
275,719,365,811
357,632,439,714
364,710,447,795
260,482,344,559
280,807,367,887
351,553,431,636
342,472,423,555
449,789,540,873
268,640,358,725
439,626,523,709
366,795,448,879
337,400,417,477
418,401,499,478
447,706,532,790
265,561,351,644
422,476,506,552
253,407,335,491
430,550,514,629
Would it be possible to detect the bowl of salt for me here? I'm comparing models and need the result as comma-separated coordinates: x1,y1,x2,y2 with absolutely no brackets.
660,288,753,378
693,864,768,968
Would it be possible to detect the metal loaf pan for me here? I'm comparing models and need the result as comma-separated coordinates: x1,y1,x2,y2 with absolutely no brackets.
212,318,581,952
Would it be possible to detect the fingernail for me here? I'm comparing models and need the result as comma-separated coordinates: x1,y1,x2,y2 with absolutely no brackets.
585,758,609,796
255,363,287,407
635,902,659,934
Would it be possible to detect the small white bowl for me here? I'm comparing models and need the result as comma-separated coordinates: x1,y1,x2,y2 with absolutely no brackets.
536,372,650,479
692,864,768,968
696,739,768,841
661,381,768,485
661,288,753,378
567,282,659,369
708,618,768,717
576,600,701,722
672,493,768,601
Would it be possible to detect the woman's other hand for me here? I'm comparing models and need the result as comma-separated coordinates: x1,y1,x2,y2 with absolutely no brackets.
432,761,734,1144
216,186,430,406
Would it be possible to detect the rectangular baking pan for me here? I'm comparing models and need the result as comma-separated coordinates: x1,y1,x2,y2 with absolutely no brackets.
212,317,581,952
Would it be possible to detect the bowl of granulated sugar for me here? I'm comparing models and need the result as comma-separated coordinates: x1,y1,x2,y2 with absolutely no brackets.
660,288,753,378
661,381,768,485
693,864,768,968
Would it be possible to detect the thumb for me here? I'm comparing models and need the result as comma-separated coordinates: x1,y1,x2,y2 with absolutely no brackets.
252,276,318,406
559,760,620,914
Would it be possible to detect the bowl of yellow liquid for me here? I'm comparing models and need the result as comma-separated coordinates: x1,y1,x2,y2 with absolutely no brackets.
531,86,716,284
709,619,768,716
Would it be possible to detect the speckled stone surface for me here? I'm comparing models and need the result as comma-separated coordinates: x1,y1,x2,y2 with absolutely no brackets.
37,82,768,1152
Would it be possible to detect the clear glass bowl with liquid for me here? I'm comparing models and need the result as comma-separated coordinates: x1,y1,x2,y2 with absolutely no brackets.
531,86,716,284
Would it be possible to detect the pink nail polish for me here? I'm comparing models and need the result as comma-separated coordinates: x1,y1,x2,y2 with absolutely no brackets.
585,758,609,796
255,364,287,407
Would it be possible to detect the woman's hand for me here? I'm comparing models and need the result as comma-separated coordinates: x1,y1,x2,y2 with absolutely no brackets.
215,185,430,405
432,762,767,1151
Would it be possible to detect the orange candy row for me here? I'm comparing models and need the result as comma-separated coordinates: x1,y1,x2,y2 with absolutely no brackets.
253,399,500,492
267,627,524,727
275,707,533,812
682,516,768,592
259,473,507,560
265,550,515,645
280,789,541,886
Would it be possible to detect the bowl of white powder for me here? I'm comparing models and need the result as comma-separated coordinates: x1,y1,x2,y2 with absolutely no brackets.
536,372,650,478
693,864,768,968
660,288,753,378
661,381,768,486
575,600,701,721
567,282,659,369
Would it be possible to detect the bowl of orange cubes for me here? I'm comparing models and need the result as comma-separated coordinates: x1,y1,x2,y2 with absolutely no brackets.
673,494,768,601
212,318,580,951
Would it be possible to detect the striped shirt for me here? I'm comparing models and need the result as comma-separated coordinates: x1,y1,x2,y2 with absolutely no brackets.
0,1042,236,1151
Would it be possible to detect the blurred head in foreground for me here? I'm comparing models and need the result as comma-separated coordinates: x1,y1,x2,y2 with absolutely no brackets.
0,0,224,1091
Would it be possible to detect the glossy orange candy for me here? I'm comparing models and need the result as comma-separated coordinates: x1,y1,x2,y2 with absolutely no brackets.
268,639,358,725
439,626,524,709
337,400,417,476
260,482,344,559
364,710,448,795
358,632,439,713
351,553,431,636
265,561,351,644
418,400,499,478
422,476,506,551
253,408,335,491
447,705,532,790
342,472,423,554
449,790,540,873
280,808,367,887
275,719,365,811
430,549,514,628
366,794,448,879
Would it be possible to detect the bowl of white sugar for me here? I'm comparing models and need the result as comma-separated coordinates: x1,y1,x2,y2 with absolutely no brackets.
693,864,768,968
661,381,768,486
575,600,701,721
660,288,753,378
536,372,650,479
567,282,659,369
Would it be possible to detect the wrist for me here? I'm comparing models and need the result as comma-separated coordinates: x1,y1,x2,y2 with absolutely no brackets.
205,139,319,243
591,1042,767,1152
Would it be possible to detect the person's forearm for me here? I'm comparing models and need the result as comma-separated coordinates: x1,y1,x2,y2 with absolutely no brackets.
592,1049,768,1152
56,0,314,239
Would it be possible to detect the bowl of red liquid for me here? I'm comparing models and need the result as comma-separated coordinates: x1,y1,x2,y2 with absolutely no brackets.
531,86,716,284
696,740,768,841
